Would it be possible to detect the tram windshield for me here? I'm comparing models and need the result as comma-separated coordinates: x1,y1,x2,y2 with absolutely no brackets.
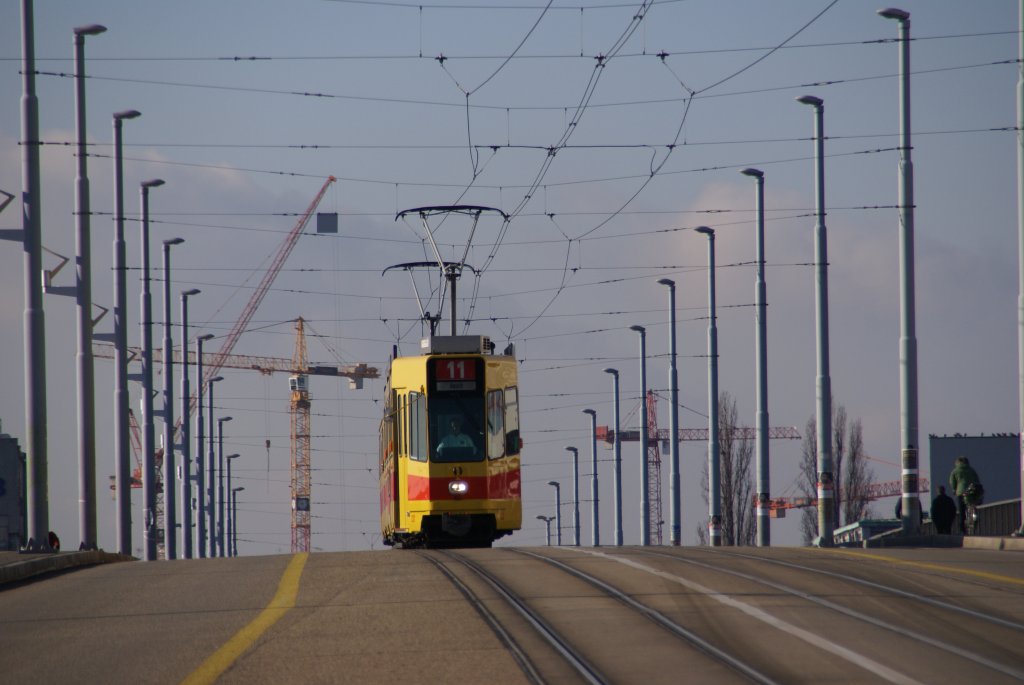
431,396,484,462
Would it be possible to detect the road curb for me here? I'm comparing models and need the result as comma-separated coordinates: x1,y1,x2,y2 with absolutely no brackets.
0,550,135,587
862,534,1024,551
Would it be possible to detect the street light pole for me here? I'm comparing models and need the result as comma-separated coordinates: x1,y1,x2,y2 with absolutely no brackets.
565,446,580,546
179,289,200,558
232,486,244,557
741,167,771,547
657,278,681,546
217,416,233,557
226,454,239,557
207,376,223,556
73,23,106,552
194,335,213,558
695,226,721,547
1017,0,1024,537
21,0,52,552
797,94,835,547
536,515,554,546
879,7,921,535
112,109,140,556
161,237,184,559
140,179,164,561
547,481,562,546
603,368,623,546
582,409,599,546
629,325,650,545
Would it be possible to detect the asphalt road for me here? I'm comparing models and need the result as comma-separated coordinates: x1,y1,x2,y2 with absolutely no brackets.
1,546,1022,684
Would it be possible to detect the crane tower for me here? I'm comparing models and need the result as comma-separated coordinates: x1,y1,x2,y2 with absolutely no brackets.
290,318,312,553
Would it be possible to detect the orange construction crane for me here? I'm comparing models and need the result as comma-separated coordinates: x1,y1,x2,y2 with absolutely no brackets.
761,477,932,518
598,392,801,543
93,341,378,386
290,318,312,553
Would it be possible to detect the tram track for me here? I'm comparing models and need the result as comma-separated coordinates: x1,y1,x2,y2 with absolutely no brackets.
423,548,780,685
630,548,1024,682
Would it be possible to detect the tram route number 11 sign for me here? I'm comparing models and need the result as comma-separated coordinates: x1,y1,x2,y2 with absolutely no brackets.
435,358,477,391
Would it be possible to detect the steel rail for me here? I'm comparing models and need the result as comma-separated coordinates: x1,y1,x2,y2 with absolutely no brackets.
640,549,1024,682
417,551,544,685
515,548,779,685
438,550,608,685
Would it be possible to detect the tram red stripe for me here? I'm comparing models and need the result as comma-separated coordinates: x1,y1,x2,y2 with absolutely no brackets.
407,469,521,501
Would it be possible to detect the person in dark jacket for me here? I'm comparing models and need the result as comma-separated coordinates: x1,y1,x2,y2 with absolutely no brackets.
949,456,981,534
930,486,957,535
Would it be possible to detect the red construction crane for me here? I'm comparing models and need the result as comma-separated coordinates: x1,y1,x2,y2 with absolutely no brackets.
598,392,801,542
200,176,336,392
760,478,931,518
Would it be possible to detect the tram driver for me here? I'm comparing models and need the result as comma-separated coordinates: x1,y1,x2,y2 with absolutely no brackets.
437,417,476,457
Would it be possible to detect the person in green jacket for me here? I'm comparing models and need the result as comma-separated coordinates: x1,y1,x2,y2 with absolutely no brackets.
949,456,981,534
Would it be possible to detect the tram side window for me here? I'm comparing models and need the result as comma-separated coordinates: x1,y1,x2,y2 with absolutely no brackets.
487,389,504,459
408,392,428,462
505,386,520,456
397,394,405,457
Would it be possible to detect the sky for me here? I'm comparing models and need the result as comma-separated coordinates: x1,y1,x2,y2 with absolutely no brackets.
0,0,1020,554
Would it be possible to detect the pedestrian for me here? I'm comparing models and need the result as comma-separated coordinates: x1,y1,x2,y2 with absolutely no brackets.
949,456,982,534
930,485,956,535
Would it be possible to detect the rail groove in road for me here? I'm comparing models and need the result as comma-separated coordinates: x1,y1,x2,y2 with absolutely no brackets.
429,548,781,684
424,549,607,685
635,549,1024,682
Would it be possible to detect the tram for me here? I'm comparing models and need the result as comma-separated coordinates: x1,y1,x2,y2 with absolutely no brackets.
379,335,522,548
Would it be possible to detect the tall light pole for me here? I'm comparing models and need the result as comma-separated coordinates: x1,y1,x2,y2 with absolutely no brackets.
742,167,771,547
878,7,921,535
232,486,244,557
112,108,140,556
206,375,223,556
547,481,562,546
536,515,554,546
217,415,233,557
797,94,835,546
179,289,200,558
629,325,650,545
194,335,213,558
695,226,721,547
1017,0,1024,537
564,446,580,546
72,23,106,552
603,368,623,546
19,0,51,552
657,278,681,546
225,453,239,557
582,409,599,546
161,237,184,559
140,178,164,561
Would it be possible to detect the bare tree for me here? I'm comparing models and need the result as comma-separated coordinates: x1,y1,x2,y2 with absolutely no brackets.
841,418,872,524
799,403,874,544
698,392,755,546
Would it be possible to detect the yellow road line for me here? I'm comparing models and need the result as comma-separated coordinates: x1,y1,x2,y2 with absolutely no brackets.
182,552,309,685
819,548,1024,587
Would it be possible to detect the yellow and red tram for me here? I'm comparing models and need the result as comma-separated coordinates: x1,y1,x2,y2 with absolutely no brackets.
379,335,522,547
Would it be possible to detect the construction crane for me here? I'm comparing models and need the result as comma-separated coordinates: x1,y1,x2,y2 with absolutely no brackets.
95,331,378,553
290,318,312,553
597,391,801,544
199,176,336,394
94,341,377,386
763,478,932,518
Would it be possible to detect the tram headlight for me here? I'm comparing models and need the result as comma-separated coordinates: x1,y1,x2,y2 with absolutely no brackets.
448,480,469,496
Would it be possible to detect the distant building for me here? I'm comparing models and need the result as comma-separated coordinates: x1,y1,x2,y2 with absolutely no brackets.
928,433,1020,504
0,432,26,550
